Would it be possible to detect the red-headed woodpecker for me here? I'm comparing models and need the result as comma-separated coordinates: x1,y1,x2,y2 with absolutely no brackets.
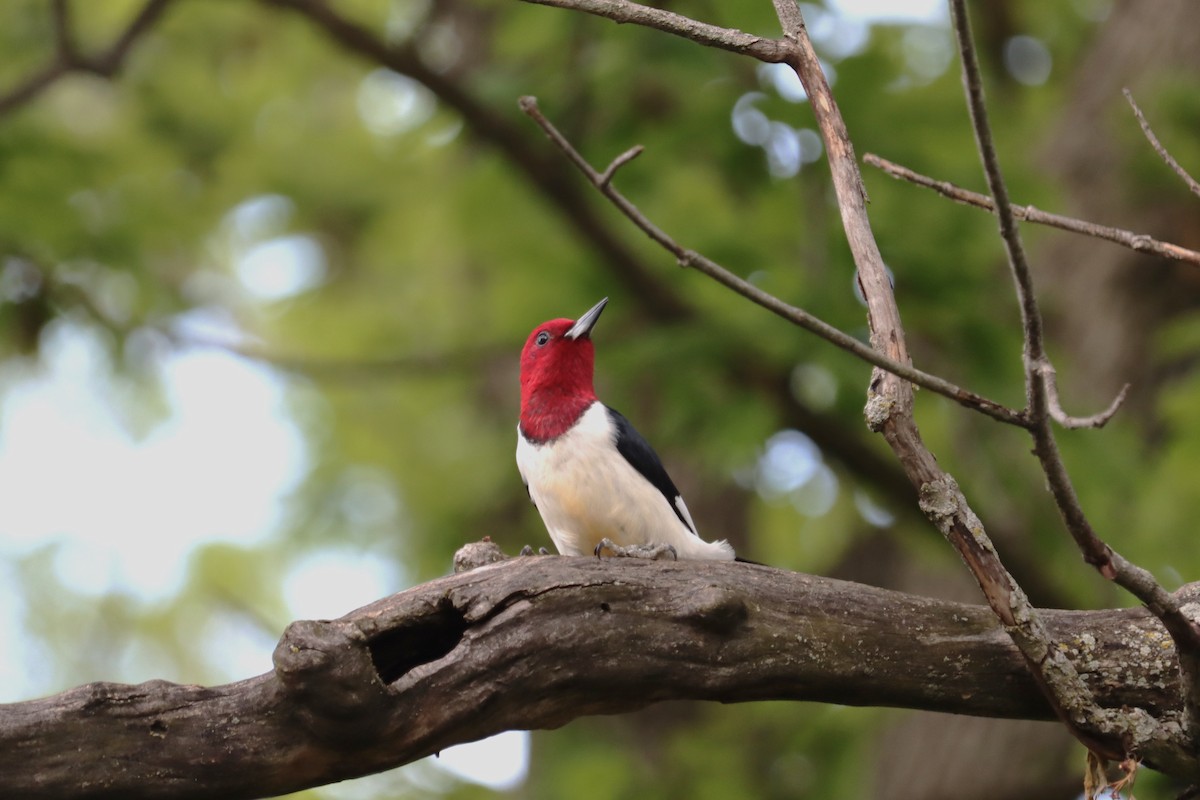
516,298,736,561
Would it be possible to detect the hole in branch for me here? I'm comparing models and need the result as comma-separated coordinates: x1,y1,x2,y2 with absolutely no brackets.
368,600,468,684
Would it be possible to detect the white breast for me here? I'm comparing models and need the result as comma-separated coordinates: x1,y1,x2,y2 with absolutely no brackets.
516,402,734,560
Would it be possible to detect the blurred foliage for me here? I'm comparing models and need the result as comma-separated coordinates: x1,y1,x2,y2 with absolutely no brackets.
1,0,1198,798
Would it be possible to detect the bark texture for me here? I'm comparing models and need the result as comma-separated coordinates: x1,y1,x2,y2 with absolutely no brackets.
0,544,1193,799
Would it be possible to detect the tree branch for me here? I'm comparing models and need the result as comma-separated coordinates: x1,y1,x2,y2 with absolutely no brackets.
863,153,1200,267
1,546,1196,799
519,0,791,62
0,0,174,117
948,0,1200,751
1038,360,1129,430
260,0,694,322
1124,88,1200,198
517,96,1025,427
518,0,1131,763
948,0,1046,383
769,0,1126,760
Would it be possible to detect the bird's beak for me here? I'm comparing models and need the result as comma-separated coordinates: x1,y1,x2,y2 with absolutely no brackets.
565,297,608,340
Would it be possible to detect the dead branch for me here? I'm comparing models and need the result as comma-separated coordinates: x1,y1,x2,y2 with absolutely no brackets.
1124,88,1200,198
1038,361,1129,430
515,0,1143,762
949,0,1200,744
773,0,1132,760
0,547,1195,799
517,96,1024,426
521,0,791,61
863,154,1200,267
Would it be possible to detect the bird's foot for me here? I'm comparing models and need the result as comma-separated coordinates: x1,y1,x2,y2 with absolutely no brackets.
519,545,551,556
593,538,678,561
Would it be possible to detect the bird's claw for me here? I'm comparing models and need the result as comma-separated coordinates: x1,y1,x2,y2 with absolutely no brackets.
519,545,550,556
593,538,678,561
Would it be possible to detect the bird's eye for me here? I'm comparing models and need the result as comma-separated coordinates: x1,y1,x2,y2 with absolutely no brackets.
535,331,551,346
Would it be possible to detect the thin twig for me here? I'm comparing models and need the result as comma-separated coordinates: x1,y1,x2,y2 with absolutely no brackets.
949,1,1046,383
864,154,1200,267
258,0,948,537
771,8,1108,752
523,69,1126,753
520,0,791,62
949,0,1200,749
263,0,693,321
1038,361,1128,430
517,96,1024,427
1124,88,1200,198
598,145,642,187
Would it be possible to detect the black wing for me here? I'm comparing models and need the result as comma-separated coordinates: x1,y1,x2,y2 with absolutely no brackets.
606,406,698,535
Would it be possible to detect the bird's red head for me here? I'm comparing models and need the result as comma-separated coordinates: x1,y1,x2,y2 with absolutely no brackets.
519,297,608,443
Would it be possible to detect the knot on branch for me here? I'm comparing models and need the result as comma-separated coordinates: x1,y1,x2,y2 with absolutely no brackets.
681,585,749,635
864,377,897,432
918,477,962,527
453,539,509,573
272,618,393,744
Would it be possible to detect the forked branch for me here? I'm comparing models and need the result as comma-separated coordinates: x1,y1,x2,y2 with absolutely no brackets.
519,0,1187,764
948,0,1200,749
0,0,175,116
518,96,1024,426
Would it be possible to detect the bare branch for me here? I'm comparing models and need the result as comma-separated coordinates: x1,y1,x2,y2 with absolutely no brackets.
864,153,1200,267
1,549,1197,798
517,96,1025,426
1124,88,1200,198
949,0,1046,380
520,0,791,62
261,0,693,321
1038,361,1129,430
949,0,1200,749
598,144,643,187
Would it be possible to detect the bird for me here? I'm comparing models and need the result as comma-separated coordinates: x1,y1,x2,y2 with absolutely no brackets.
516,297,736,561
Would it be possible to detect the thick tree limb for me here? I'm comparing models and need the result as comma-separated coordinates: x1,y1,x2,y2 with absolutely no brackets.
1,546,1196,799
